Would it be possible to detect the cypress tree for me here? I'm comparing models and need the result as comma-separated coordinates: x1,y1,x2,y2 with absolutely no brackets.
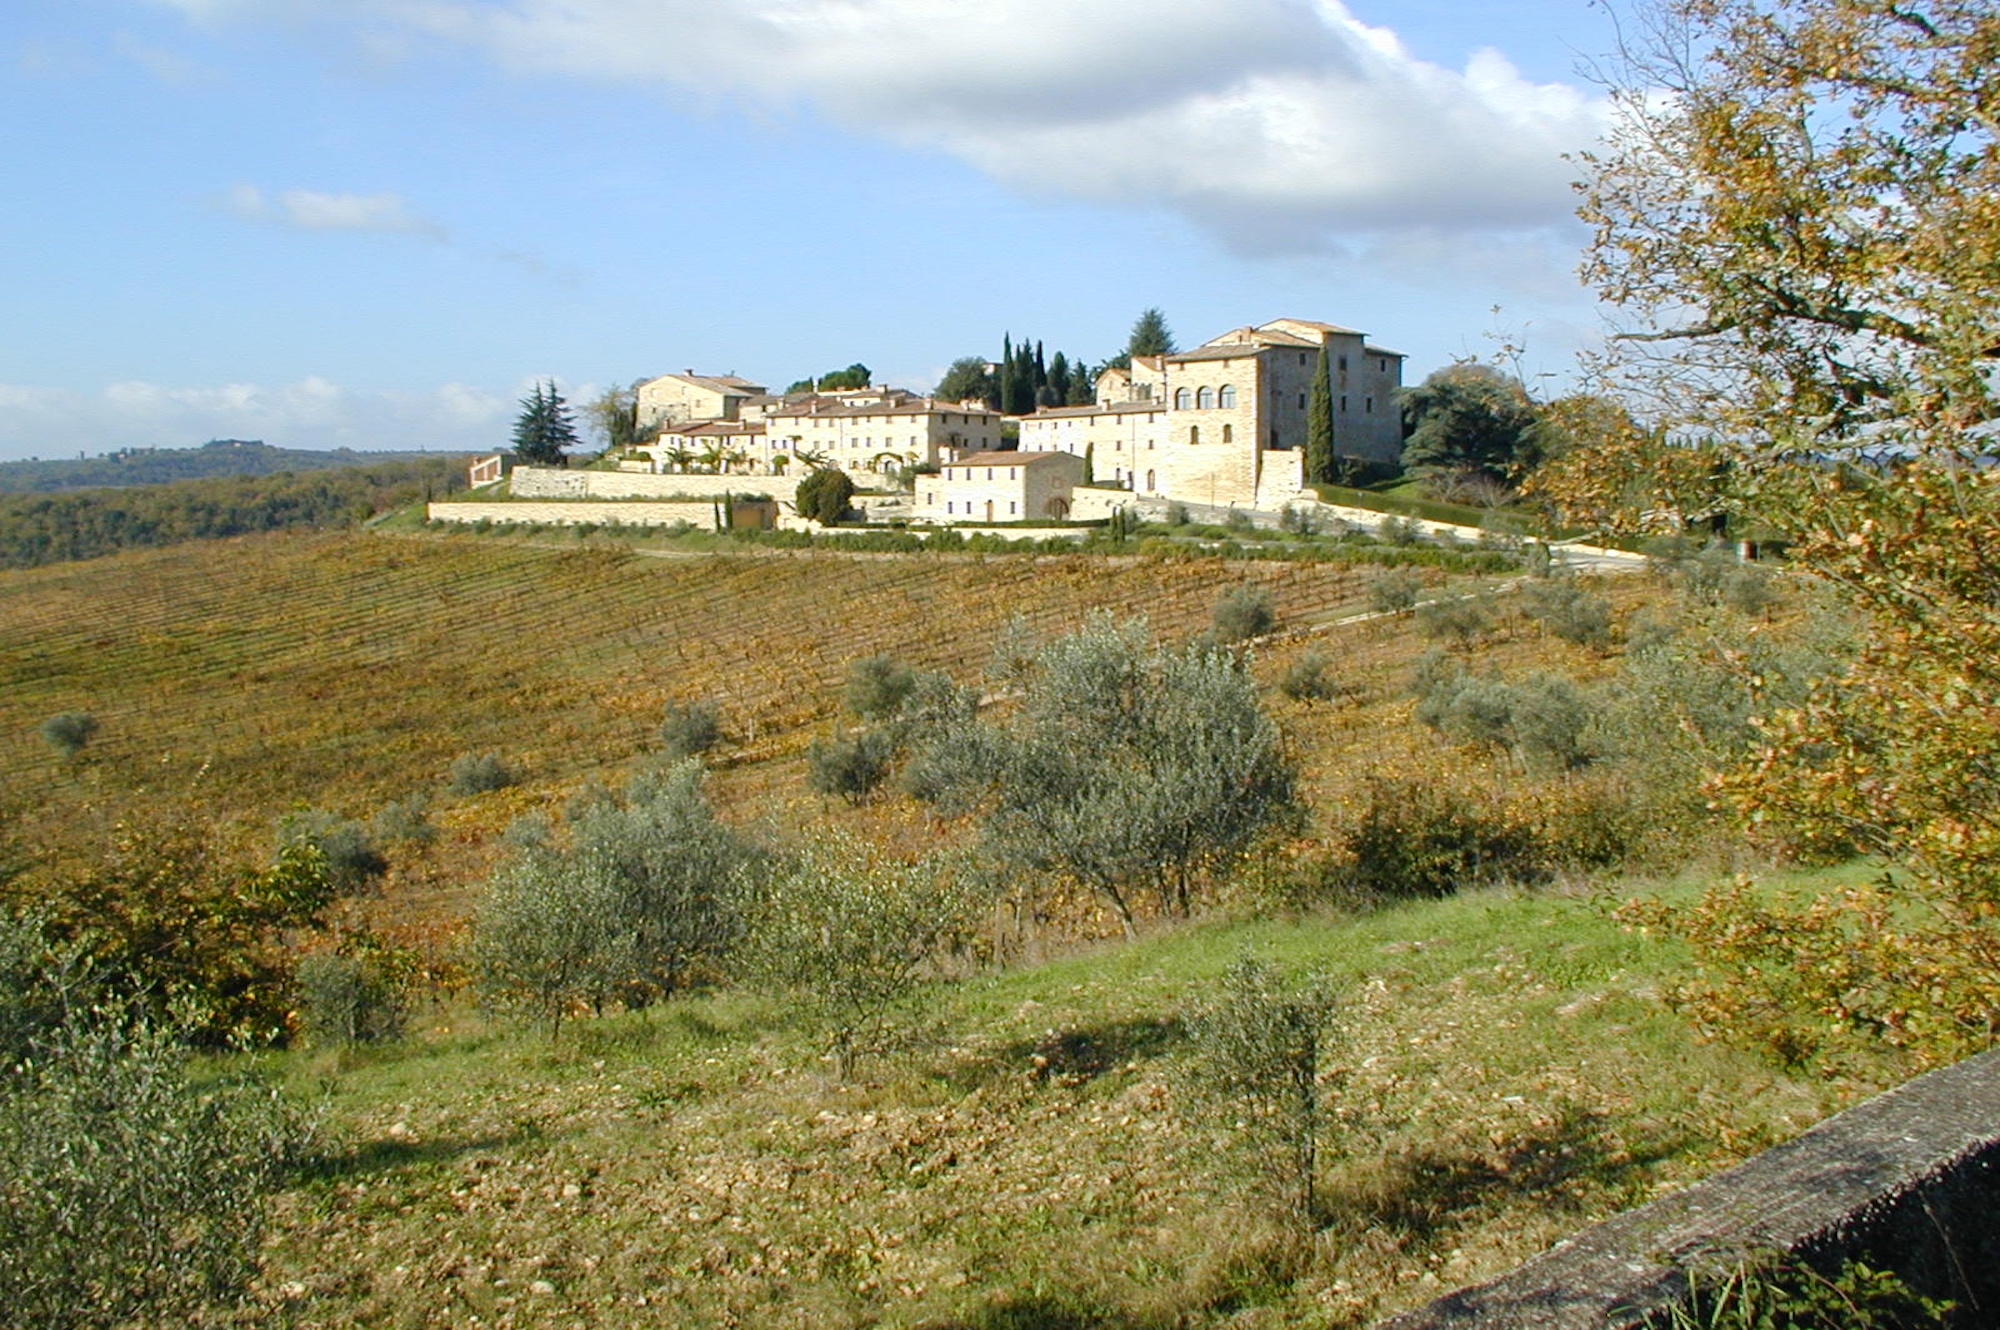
999,334,1015,418
1305,347,1334,485
1048,351,1071,407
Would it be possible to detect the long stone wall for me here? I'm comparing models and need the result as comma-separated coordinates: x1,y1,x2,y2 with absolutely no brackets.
508,466,799,503
427,500,722,529
1378,1047,2000,1328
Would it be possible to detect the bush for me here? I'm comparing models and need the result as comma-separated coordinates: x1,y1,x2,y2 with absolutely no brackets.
1185,956,1338,1234
659,698,723,758
1416,592,1495,647
1335,778,1543,899
1367,567,1423,614
743,838,973,1078
1521,578,1614,648
37,711,97,760
277,809,387,894
1212,584,1278,643
370,794,436,846
843,654,919,719
1279,648,1342,703
1377,514,1423,546
795,467,856,525
806,728,897,805
295,946,408,1047
446,751,514,795
0,914,308,1329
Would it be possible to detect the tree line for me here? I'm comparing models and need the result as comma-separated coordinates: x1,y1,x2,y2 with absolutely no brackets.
0,457,466,569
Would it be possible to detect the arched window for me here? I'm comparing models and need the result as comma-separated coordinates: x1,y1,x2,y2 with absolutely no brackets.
1218,385,1237,408
1197,386,1215,409
1222,424,1233,443
1174,387,1192,410
1189,425,1200,445
1145,469,1156,491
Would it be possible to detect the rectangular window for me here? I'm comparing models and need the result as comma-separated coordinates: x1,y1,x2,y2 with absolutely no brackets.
1009,501,1017,514
986,467,994,480
1340,395,1348,412
1298,393,1306,409
1365,396,1374,413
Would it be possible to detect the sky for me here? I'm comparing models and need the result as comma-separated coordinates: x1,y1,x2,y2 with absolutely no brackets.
1,0,1630,461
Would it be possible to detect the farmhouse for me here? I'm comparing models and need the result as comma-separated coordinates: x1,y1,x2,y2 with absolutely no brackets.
915,451,1088,524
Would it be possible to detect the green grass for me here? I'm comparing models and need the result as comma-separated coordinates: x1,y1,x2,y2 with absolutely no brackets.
243,871,1889,1330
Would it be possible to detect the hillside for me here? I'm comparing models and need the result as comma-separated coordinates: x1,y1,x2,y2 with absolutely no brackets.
0,439,454,494
0,524,1902,1327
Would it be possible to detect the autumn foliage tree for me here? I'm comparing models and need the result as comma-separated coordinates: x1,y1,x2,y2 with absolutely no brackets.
1569,0,2000,1064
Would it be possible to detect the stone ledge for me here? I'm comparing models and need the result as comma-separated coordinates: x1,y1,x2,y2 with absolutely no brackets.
1377,1047,2000,1328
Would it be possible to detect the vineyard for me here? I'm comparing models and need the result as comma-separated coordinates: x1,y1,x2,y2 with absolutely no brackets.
0,528,1497,915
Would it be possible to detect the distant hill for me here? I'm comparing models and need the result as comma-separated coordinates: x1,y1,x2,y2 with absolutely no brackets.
0,439,456,495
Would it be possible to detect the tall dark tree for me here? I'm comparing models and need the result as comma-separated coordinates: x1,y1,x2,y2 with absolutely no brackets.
1127,307,1177,360
1397,363,1537,484
935,357,997,407
511,381,581,467
1047,352,1071,408
999,335,1015,418
1305,346,1335,484
1066,355,1097,405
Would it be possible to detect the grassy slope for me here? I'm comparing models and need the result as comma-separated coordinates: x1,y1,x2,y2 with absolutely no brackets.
256,870,1881,1330
0,526,1901,1326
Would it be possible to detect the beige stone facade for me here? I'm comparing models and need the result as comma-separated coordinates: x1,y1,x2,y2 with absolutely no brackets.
1030,318,1405,510
762,388,1001,484
634,372,768,428
915,451,1087,524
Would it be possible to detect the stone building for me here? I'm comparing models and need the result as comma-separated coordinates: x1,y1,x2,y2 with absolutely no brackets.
1020,318,1405,509
634,371,769,428
916,450,1088,524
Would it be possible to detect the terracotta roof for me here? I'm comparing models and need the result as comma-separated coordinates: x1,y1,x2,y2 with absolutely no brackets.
1168,343,1263,363
768,396,995,421
642,371,769,395
946,450,1077,465
1363,345,1406,359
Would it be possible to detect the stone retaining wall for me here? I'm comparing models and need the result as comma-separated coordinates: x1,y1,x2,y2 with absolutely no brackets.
1378,1047,2000,1327
427,500,723,529
509,466,799,503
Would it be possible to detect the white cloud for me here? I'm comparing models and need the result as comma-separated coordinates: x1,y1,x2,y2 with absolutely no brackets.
224,183,447,238
160,0,1607,254
0,377,522,461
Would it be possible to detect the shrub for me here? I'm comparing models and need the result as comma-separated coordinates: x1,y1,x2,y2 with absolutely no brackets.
37,711,97,760
1223,508,1255,532
1367,567,1423,614
369,794,436,846
843,654,918,720
795,467,856,525
1520,578,1614,648
1335,778,1542,900
1279,648,1342,703
295,946,408,1047
659,698,723,758
1416,592,1495,647
1184,955,1338,1234
743,838,973,1078
1212,584,1278,643
473,849,631,1039
446,751,514,795
277,809,387,894
1377,514,1423,546
1165,502,1191,526
806,728,897,805
0,914,309,1329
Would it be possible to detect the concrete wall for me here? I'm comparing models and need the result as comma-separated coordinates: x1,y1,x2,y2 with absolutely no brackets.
1378,1047,2000,1329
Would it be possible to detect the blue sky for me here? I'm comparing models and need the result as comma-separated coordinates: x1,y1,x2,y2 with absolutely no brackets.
2,0,1627,460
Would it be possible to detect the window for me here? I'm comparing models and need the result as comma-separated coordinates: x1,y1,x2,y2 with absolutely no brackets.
1009,501,1017,514
1174,387,1192,410
1379,358,1388,372
1009,468,1018,479
1365,397,1374,413
1339,355,1348,372
1189,425,1200,444
1340,395,1347,412
1197,386,1215,409
1298,393,1306,409
1298,353,1307,365
1146,469,1156,490
1222,424,1233,442
1218,385,1236,408
986,467,994,480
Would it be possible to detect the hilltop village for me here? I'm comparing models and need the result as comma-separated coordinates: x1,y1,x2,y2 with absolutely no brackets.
442,317,1406,532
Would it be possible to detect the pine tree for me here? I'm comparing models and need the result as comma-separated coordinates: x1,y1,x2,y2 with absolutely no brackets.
512,380,580,467
1067,356,1097,405
1305,347,1334,485
1127,308,1176,360
1048,352,1071,407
